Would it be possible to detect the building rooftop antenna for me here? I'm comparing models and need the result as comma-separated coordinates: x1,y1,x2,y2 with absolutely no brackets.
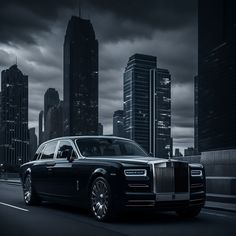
79,0,81,18
74,0,82,18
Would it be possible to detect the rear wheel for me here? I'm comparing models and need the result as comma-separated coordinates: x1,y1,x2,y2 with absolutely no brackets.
90,177,115,221
176,206,202,218
23,173,40,205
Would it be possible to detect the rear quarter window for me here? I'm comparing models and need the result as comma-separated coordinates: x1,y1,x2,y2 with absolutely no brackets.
40,141,58,160
32,144,45,161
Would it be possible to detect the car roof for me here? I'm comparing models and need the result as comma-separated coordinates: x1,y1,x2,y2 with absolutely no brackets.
40,135,132,146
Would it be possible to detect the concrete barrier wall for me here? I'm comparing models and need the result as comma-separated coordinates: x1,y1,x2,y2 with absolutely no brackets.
206,177,236,195
174,150,236,197
201,149,236,177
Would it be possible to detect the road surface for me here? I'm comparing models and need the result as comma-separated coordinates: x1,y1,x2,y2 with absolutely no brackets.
0,182,235,236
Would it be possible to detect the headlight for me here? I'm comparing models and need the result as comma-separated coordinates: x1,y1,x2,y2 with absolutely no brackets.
191,169,203,177
124,169,147,177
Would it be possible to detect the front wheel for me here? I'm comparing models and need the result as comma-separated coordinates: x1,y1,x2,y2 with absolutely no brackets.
176,206,202,218
23,173,40,205
90,177,115,221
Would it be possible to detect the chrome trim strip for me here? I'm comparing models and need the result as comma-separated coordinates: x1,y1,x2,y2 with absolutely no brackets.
128,184,149,188
127,200,155,203
125,204,155,207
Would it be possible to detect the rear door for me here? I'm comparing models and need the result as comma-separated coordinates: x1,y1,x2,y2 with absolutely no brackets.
50,140,79,199
32,141,58,195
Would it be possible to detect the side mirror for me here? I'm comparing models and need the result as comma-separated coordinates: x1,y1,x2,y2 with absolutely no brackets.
66,150,76,163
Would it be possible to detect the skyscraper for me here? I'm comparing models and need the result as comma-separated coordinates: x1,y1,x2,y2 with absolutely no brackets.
123,54,171,158
198,0,236,152
29,127,37,160
0,92,2,126
44,88,59,141
63,16,98,136
45,101,63,140
194,75,199,154
0,65,29,169
98,123,103,135
113,110,124,137
38,110,44,144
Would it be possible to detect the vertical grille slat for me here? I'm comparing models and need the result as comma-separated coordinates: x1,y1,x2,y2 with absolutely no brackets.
155,167,174,192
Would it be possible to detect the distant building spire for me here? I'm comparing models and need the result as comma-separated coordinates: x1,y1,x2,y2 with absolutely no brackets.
74,0,82,17
79,0,81,17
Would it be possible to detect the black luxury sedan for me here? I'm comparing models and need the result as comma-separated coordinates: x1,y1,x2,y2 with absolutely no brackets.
20,136,205,221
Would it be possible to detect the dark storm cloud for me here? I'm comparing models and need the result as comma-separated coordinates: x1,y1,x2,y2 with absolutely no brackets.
0,0,197,44
0,0,197,149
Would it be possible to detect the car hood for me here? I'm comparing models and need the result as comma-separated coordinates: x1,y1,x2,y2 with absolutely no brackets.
85,156,185,166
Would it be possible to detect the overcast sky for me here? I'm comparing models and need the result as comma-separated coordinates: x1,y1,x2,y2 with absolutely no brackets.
0,0,198,152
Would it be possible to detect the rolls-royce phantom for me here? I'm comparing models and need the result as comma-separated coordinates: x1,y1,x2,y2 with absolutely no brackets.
20,136,205,221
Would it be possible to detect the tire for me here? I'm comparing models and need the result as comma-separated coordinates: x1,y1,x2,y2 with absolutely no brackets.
90,176,115,221
176,206,202,218
23,173,40,205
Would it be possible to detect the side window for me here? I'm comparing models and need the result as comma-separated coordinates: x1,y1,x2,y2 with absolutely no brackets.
40,141,57,160
57,141,75,159
32,144,45,161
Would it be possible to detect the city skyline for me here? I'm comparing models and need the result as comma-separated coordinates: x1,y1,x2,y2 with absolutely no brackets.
0,0,198,151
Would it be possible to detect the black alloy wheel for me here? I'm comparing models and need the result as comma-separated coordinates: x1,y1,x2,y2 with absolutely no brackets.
23,173,40,205
90,177,114,221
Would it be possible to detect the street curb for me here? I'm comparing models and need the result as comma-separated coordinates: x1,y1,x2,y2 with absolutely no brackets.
0,179,22,186
204,205,236,214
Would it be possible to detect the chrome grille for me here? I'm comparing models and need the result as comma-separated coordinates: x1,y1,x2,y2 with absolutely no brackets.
154,162,189,193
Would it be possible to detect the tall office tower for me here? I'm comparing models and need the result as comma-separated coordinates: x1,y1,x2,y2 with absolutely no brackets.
113,110,124,137
194,76,199,154
45,101,63,140
0,92,1,121
198,0,236,152
0,65,29,169
63,16,98,136
29,127,37,159
38,110,44,144
98,123,103,135
0,92,2,165
44,88,59,141
123,54,171,158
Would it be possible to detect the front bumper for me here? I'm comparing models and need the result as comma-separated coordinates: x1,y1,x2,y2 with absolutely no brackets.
124,190,205,210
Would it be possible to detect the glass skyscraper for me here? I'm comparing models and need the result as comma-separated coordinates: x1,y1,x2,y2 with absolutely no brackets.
44,88,59,141
198,0,236,152
123,54,171,158
0,65,29,169
63,16,98,136
113,110,124,137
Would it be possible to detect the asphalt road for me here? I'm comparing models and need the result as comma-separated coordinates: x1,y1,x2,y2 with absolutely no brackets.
0,182,235,236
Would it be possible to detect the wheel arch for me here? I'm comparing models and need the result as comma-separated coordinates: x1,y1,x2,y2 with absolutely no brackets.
88,168,109,192
23,168,31,183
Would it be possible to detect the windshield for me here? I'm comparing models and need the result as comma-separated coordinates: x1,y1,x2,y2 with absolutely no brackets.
76,138,148,157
